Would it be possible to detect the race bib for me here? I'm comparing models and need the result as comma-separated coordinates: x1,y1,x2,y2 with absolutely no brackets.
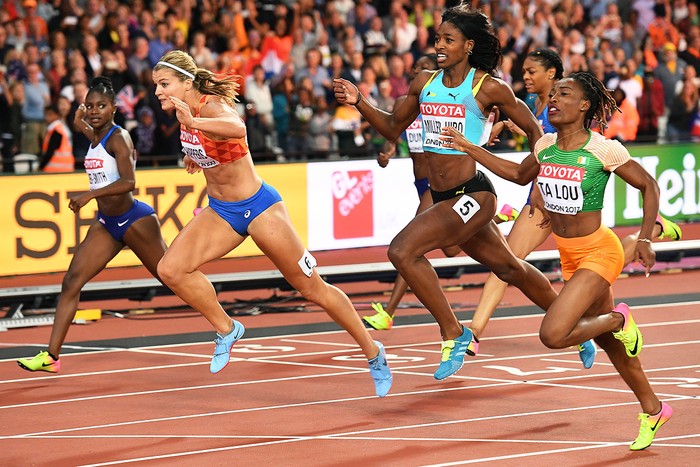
181,130,220,169
537,163,584,215
452,194,480,223
298,249,317,277
405,119,423,153
420,102,465,149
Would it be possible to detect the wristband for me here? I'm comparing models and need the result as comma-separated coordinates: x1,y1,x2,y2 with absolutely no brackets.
637,238,652,243
352,93,362,106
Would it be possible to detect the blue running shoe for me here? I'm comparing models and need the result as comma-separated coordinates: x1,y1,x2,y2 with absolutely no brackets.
434,326,479,380
210,320,245,374
578,339,596,369
368,341,392,397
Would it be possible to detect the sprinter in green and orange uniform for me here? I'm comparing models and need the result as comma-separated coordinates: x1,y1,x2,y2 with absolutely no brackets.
442,72,672,451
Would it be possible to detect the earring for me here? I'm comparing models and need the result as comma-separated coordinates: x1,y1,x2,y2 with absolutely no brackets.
468,49,473,55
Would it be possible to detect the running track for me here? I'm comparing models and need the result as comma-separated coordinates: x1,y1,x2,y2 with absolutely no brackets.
1,262,699,466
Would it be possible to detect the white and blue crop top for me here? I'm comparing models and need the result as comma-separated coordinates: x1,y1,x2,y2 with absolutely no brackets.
84,125,132,190
418,68,491,154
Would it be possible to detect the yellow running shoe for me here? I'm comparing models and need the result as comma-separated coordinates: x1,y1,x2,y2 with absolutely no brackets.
656,214,682,241
496,204,520,223
17,351,61,373
630,401,673,451
612,303,643,358
362,302,393,330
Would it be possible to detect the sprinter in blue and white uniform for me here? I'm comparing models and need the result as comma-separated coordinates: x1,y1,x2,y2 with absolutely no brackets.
18,77,167,374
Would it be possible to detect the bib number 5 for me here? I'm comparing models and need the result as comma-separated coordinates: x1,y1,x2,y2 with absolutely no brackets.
452,194,480,224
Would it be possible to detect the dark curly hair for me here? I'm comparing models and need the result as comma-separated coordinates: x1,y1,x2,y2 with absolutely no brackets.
441,4,501,75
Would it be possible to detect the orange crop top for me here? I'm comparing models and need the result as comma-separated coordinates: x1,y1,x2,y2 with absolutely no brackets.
179,95,249,168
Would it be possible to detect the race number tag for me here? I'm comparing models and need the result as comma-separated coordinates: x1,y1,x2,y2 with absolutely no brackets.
452,194,480,223
420,102,465,149
405,119,423,153
298,249,317,277
537,163,584,215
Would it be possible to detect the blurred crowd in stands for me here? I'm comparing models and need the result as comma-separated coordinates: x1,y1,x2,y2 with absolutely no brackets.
0,0,699,172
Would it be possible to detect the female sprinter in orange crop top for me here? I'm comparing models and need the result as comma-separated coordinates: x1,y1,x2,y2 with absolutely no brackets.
152,51,392,397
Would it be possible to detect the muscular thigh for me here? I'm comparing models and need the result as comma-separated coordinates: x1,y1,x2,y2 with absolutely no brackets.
505,205,552,258
123,214,167,277
162,209,245,272
394,191,496,256
248,202,311,281
66,222,124,282
543,269,613,332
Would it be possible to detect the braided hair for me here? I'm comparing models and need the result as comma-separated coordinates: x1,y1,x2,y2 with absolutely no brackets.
441,4,502,75
568,72,618,130
527,48,564,80
88,76,116,103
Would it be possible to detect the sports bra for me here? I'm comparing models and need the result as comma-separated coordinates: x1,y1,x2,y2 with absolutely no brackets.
179,95,250,169
418,68,491,154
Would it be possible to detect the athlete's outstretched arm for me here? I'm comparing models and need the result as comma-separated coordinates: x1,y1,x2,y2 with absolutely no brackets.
440,126,540,185
333,72,429,141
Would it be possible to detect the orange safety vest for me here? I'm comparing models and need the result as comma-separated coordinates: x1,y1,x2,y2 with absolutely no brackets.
41,119,74,172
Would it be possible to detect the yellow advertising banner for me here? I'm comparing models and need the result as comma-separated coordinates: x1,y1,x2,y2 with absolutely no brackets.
1,164,308,277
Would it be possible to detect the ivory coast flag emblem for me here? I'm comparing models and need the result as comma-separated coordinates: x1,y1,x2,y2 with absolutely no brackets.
577,156,587,164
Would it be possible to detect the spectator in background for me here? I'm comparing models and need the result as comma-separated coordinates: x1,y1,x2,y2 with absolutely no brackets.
45,48,67,98
96,11,120,51
0,24,13,66
387,53,409,99
667,79,700,141
604,88,640,142
21,61,49,156
390,3,417,55
375,78,395,112
332,101,363,158
260,16,294,77
243,101,274,162
618,58,643,108
81,33,102,79
189,31,216,71
245,64,274,130
127,36,151,78
130,105,157,164
271,64,294,155
327,52,346,86
242,29,264,77
647,2,679,51
295,48,332,99
287,84,314,160
363,15,389,56
680,26,700,75
0,74,22,172
39,103,73,172
55,94,72,126
154,106,180,164
22,0,48,42
148,21,173,67
101,49,137,94
637,69,665,143
308,94,333,160
340,50,364,84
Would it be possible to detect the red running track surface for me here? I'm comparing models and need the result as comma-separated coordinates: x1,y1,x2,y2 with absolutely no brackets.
1,264,699,466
